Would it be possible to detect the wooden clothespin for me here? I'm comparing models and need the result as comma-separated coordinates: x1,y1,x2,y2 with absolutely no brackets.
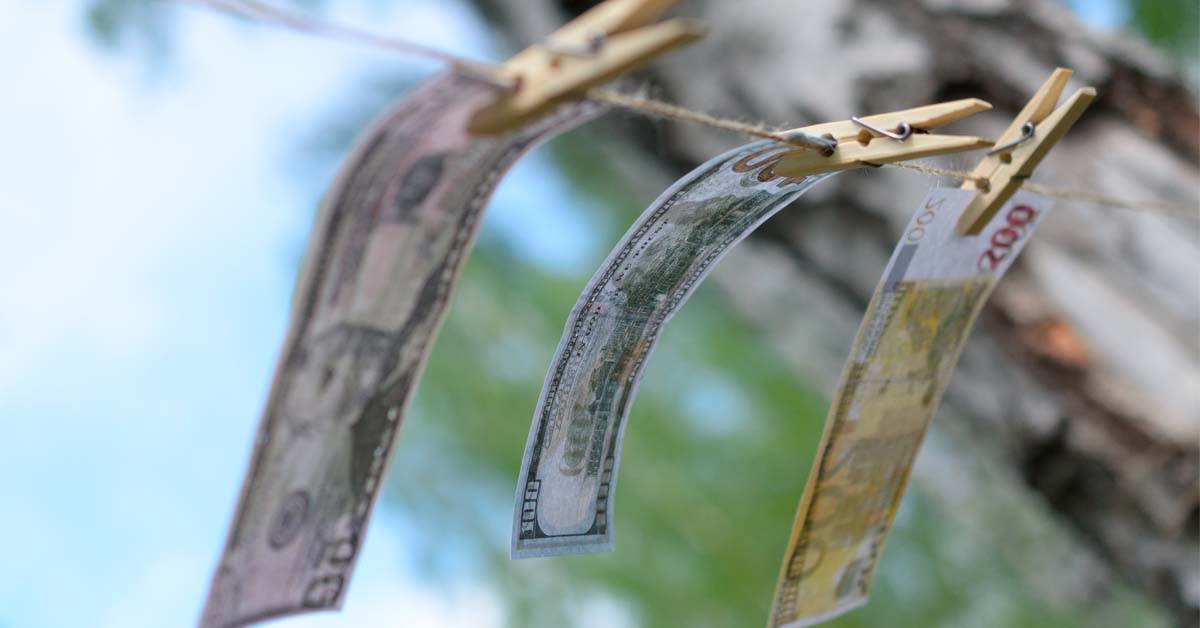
466,0,704,135
772,99,994,178
954,68,1095,234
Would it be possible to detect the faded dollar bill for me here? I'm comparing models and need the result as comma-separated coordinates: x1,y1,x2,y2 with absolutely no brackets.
201,72,600,627
769,187,1050,628
512,140,839,557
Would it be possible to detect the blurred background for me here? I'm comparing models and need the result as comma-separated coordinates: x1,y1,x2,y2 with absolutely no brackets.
1,0,1196,627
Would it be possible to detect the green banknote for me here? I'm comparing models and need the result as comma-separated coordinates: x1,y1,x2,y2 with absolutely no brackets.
512,140,838,558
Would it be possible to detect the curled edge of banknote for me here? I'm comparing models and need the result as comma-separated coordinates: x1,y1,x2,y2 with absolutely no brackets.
511,137,840,559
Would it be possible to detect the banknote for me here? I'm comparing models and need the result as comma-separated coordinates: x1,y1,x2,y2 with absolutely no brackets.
201,72,601,628
512,140,840,557
768,187,1050,628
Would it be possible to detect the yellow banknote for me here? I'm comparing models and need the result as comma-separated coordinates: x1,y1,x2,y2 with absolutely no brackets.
770,188,1050,627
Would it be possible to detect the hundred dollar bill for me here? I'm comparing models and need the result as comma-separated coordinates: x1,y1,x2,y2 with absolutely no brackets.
513,139,840,557
769,187,1050,628
201,72,600,628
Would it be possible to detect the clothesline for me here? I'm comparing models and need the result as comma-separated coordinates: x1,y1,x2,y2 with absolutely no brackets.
181,0,1199,220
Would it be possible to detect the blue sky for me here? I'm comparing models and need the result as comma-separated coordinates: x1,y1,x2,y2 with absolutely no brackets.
0,2,605,626
0,1,1127,627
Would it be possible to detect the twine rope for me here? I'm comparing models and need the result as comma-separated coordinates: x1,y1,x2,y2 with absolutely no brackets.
180,0,1199,220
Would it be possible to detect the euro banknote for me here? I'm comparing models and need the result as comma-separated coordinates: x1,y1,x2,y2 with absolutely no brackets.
769,187,1050,627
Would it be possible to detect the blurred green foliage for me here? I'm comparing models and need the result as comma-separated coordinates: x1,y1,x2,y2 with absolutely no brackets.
1129,0,1200,57
84,0,160,49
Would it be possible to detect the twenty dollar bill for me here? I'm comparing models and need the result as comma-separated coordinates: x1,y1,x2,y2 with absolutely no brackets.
201,72,599,627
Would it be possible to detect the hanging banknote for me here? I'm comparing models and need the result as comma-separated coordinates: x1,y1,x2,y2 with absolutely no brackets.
768,187,1050,628
201,71,601,628
511,139,840,557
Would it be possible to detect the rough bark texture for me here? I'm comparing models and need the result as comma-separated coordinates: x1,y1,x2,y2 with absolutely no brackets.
474,0,1199,624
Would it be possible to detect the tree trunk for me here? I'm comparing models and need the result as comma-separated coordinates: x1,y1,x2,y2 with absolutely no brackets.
473,0,1199,624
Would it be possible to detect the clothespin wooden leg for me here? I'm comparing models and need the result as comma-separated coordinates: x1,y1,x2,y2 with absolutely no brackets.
772,99,994,178
465,0,706,135
955,68,1096,235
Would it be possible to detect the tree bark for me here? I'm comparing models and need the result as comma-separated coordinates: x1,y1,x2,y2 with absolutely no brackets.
473,0,1199,624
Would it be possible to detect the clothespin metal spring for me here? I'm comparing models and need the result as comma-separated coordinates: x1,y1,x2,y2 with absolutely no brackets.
985,121,1036,157
850,116,914,142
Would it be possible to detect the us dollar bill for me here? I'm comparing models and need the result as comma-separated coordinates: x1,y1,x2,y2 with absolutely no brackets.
768,188,1051,628
201,72,600,628
512,140,839,557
